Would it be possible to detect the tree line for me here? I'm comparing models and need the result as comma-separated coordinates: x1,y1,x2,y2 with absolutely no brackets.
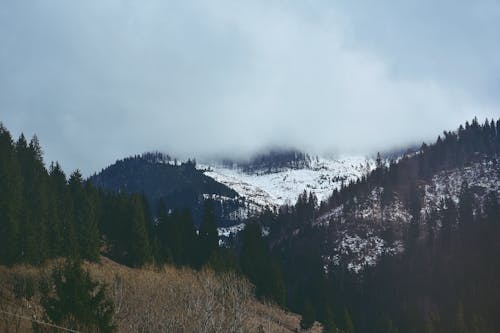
0,123,219,270
256,117,500,332
0,122,286,309
2,117,499,332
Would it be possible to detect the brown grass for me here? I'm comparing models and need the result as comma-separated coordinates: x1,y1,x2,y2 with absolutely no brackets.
0,257,323,333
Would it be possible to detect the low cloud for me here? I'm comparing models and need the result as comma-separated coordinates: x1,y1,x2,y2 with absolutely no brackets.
0,0,498,175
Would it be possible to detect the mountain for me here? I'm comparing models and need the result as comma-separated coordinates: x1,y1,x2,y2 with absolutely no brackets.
201,149,374,209
260,117,500,332
88,152,247,227
89,150,375,232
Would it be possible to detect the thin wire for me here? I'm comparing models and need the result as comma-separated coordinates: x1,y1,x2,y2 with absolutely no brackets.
0,309,82,333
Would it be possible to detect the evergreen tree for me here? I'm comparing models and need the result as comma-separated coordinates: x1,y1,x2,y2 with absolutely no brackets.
240,222,286,305
322,306,337,333
440,198,457,245
458,181,474,226
155,201,173,264
40,260,115,332
127,194,153,267
0,125,22,265
198,199,219,267
49,162,77,258
344,308,356,333
69,171,100,261
455,302,467,333
17,134,50,264
300,300,315,330
207,248,239,273
178,208,197,267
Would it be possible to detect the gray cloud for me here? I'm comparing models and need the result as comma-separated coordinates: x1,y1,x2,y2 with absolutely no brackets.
1,0,498,175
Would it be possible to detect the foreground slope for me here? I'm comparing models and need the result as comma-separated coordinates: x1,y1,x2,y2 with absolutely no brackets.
0,257,323,333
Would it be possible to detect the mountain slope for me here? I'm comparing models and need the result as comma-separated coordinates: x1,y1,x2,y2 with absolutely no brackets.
261,118,500,333
89,153,246,226
0,257,324,333
90,151,374,231
201,155,374,209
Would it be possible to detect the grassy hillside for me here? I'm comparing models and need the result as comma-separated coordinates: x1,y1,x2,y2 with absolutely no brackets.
0,257,323,333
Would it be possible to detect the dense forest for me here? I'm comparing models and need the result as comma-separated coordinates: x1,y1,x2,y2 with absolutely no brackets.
256,117,500,332
221,148,312,174
1,118,499,332
89,152,245,227
0,123,227,270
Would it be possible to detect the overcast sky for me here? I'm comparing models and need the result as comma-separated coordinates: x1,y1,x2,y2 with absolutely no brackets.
1,1,499,175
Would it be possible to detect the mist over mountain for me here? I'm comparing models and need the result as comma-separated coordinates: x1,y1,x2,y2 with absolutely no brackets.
2,1,498,176
1,1,500,332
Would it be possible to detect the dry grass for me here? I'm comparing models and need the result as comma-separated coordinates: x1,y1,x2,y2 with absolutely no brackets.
0,257,323,333
0,264,48,333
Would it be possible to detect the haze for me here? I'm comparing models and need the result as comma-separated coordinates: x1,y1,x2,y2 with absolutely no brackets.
1,1,499,175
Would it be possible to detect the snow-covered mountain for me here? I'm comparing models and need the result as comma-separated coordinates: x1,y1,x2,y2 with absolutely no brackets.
200,156,375,212
317,157,500,274
196,152,376,239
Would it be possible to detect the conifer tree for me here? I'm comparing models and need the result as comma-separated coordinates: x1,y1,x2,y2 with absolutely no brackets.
322,306,337,333
46,163,65,258
127,194,153,267
0,125,22,265
300,300,315,330
198,199,219,267
69,171,99,261
458,181,474,226
179,208,197,267
155,201,173,264
240,222,286,305
344,308,356,333
40,260,115,332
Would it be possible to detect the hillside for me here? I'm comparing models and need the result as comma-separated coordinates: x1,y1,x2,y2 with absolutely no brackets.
261,117,500,332
318,157,500,274
0,257,323,333
89,150,374,233
88,153,247,227
201,155,374,208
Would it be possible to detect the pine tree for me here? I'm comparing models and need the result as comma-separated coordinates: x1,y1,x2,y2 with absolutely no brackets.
240,222,286,305
155,201,173,264
46,162,66,258
127,194,153,267
178,208,197,267
198,199,219,267
40,260,115,332
322,306,337,333
81,181,100,261
455,302,467,333
344,308,356,333
16,134,50,264
0,125,22,265
458,181,474,226
49,162,78,258
69,171,99,261
440,198,457,246
300,300,315,330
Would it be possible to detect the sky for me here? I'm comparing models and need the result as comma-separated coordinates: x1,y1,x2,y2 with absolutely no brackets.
1,0,499,176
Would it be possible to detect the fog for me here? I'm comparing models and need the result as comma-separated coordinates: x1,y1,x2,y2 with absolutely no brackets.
1,1,498,175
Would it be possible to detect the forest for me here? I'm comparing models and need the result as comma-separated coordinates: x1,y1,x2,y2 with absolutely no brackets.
258,117,500,332
0,118,499,332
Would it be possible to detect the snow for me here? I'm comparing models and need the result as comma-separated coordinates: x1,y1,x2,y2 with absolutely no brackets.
319,158,500,274
200,156,374,211
423,159,500,215
324,232,404,274
218,223,246,238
